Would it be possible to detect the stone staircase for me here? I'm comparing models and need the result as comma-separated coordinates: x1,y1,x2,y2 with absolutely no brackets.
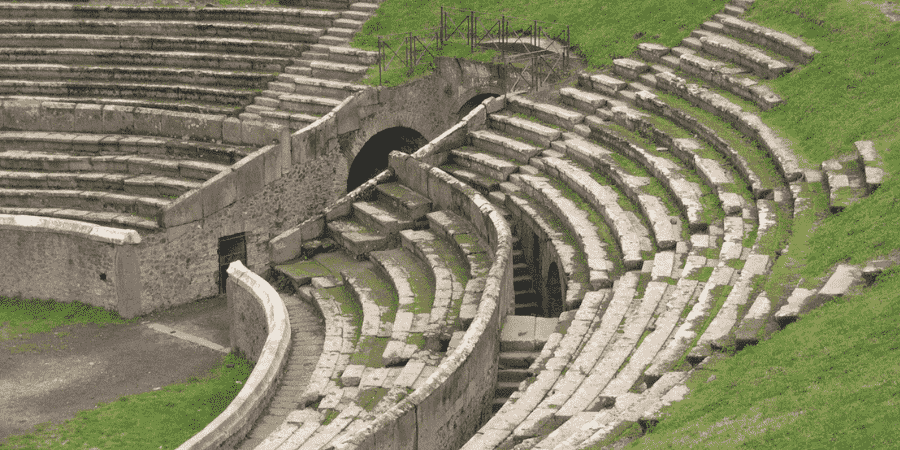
239,2,380,131
493,315,555,413
820,140,888,214
239,160,503,449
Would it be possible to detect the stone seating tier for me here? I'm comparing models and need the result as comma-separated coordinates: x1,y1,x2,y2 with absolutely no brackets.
0,64,275,89
0,3,342,28
0,80,256,108
0,20,324,43
0,187,169,220
0,205,159,230
0,34,309,57
0,131,249,166
555,135,683,250
0,48,293,73
0,150,227,181
854,140,887,194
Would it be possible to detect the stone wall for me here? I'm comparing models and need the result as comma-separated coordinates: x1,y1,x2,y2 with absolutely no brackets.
177,260,291,450
0,214,142,318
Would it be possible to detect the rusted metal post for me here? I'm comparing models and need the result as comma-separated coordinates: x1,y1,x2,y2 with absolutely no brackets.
378,35,382,86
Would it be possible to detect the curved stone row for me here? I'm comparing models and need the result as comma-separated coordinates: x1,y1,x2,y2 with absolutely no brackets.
249,96,513,448
466,1,821,447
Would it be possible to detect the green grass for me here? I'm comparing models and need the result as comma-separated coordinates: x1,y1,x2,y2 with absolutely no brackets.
349,336,390,368
358,387,390,412
327,286,362,348
0,297,252,450
0,297,140,339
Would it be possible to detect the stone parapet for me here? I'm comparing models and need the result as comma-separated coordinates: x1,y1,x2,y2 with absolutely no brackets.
177,260,290,450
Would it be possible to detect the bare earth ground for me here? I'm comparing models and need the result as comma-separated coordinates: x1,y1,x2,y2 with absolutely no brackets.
0,294,231,443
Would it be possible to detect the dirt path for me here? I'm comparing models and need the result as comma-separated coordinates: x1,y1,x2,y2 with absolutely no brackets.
0,295,231,443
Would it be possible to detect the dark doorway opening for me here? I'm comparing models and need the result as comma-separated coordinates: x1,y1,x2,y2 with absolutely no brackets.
456,93,500,122
544,261,562,318
218,232,247,294
347,127,428,193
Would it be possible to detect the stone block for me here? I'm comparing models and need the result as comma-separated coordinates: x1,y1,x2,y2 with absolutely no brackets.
223,117,242,145
232,147,267,200
160,188,204,227
1,98,42,130
242,120,282,148
73,103,104,133
201,168,236,217
336,97,360,135
131,107,167,136
819,264,862,298
40,102,76,132
341,364,365,387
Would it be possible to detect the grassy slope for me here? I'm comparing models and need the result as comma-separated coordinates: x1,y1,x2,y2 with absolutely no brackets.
0,298,253,450
352,0,900,446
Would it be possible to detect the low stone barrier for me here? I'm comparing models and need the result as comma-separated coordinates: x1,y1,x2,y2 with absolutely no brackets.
177,260,291,450
0,214,142,318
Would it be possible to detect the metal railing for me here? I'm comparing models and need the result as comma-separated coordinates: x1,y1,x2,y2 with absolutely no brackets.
376,6,571,90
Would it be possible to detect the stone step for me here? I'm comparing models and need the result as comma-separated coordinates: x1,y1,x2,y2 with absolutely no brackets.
854,140,886,194
489,113,562,147
0,33,309,58
581,114,709,233
504,191,590,310
326,218,393,258
822,153,867,214
651,71,803,182
0,150,226,182
632,90,772,198
468,129,543,165
275,72,366,99
698,33,793,79
0,170,199,197
0,47,292,73
276,92,342,115
499,351,539,369
774,264,864,328
734,292,770,349
340,263,395,340
559,136,681,250
442,164,502,196
354,199,423,236
716,15,821,65
0,19,325,43
450,147,520,181
0,63,275,88
0,131,247,166
375,181,432,221
0,187,169,219
244,108,319,130
424,209,492,280
307,60,368,82
512,173,615,288
325,26,357,39
341,10,371,22
0,4,341,27
505,94,586,130
318,35,350,46
559,86,615,115
537,155,653,270
400,229,469,338
349,2,379,13
0,79,255,106
612,58,651,80
498,368,533,383
0,205,160,230
306,45,377,66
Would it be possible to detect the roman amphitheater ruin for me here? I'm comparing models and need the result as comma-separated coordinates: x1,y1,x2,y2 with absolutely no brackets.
0,0,893,448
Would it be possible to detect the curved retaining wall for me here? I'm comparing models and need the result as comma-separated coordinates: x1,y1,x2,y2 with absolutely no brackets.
0,214,142,318
177,260,291,450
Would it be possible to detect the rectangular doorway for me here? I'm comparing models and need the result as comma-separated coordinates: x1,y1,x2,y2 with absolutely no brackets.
218,232,247,294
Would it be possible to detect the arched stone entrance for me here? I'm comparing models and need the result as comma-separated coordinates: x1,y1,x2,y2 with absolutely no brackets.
455,93,501,122
347,126,429,192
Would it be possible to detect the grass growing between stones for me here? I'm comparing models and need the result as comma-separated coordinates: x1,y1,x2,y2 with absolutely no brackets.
625,266,900,448
0,297,252,450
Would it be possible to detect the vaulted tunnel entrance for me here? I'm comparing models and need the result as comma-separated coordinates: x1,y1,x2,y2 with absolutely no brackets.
347,126,429,192
456,93,501,122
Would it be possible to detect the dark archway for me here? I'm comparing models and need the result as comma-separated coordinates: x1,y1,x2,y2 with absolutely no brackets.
544,261,563,318
456,93,500,122
347,127,428,192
